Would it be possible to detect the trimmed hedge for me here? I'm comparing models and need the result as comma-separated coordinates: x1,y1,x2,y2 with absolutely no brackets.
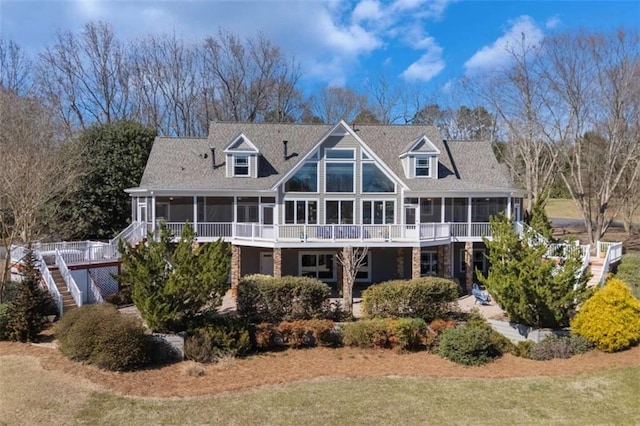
55,304,150,371
437,325,501,366
237,274,333,323
571,278,640,352
361,277,458,321
342,318,427,350
616,253,640,299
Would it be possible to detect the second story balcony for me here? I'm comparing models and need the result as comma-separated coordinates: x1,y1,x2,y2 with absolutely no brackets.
154,221,500,246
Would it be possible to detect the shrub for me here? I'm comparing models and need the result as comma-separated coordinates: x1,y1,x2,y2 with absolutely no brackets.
184,320,251,363
615,253,640,299
571,278,640,352
342,318,427,350
0,303,12,340
277,319,338,348
253,322,280,350
527,334,594,361
237,275,332,323
361,277,458,321
437,325,501,366
55,304,150,371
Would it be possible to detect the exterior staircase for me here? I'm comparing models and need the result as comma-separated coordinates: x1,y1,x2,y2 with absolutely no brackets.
49,267,77,313
587,256,605,288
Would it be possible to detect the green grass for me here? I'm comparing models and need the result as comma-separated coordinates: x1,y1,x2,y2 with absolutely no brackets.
77,371,640,425
2,355,639,425
546,198,583,220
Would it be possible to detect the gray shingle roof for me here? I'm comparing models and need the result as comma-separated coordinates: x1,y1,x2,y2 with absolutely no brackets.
135,122,517,193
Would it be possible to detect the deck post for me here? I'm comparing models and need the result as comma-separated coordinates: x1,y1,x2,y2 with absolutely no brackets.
464,241,474,293
231,245,241,297
411,246,421,279
273,248,282,278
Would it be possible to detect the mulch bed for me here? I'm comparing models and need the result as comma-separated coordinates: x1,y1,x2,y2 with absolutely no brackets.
1,340,638,398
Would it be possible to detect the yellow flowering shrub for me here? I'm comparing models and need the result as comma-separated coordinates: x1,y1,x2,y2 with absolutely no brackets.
571,278,640,352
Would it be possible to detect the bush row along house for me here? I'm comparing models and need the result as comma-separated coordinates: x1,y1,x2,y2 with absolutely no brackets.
126,120,523,294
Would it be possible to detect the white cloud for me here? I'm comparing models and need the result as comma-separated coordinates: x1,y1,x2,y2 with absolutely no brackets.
392,0,454,19
401,37,445,82
464,15,544,74
546,15,561,29
317,12,382,54
352,0,384,23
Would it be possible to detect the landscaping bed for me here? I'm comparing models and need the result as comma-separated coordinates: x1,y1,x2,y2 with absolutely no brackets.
1,337,639,398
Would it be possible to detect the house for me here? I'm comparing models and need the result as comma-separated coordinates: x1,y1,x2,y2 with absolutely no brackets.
126,120,523,294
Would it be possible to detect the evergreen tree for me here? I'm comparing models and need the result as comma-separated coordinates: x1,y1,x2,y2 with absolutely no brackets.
477,214,590,328
7,248,57,342
529,195,554,241
119,223,231,332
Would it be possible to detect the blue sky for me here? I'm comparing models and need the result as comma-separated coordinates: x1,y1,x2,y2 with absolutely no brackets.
1,0,638,95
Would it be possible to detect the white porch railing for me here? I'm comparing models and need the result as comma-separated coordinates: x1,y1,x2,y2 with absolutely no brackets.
596,241,624,287
153,221,504,243
55,249,83,308
450,222,491,238
109,221,145,247
35,249,63,316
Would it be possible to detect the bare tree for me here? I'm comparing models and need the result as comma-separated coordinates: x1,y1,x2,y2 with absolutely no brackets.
0,90,81,297
0,39,32,95
546,30,640,244
201,30,302,124
464,34,561,215
36,21,132,134
312,86,367,124
337,246,369,314
130,33,203,136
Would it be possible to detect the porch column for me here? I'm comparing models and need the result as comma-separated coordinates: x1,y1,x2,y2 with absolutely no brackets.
396,248,405,278
231,245,241,297
507,195,512,219
411,246,421,279
464,241,474,293
131,198,136,222
193,196,198,235
467,197,472,237
441,197,446,223
442,244,452,277
151,194,156,234
273,248,282,278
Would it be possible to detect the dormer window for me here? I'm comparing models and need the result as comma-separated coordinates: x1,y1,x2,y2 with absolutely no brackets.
223,133,259,178
415,156,431,178
234,155,250,177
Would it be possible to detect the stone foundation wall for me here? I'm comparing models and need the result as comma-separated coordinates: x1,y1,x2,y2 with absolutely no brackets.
412,247,421,279
231,245,241,297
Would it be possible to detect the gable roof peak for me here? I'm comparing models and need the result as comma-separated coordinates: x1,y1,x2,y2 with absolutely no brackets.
223,132,259,153
400,134,441,158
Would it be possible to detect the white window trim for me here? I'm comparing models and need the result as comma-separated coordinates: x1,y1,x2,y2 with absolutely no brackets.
325,147,355,160
233,154,251,177
361,162,397,194
414,155,431,178
325,199,355,224
361,199,396,225
283,198,319,225
460,249,487,273
325,162,356,194
299,251,337,282
421,250,438,276
355,252,372,282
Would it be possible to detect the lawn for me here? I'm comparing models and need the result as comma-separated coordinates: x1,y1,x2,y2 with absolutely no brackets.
546,198,584,220
1,349,639,426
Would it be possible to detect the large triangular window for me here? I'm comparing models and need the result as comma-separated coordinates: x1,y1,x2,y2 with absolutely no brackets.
362,163,395,192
